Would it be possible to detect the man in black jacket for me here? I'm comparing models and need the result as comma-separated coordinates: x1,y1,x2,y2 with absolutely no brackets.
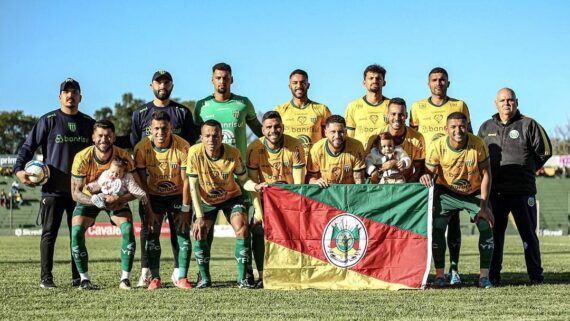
478,87,552,285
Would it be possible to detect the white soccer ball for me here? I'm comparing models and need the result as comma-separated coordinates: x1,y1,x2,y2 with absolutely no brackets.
24,160,50,185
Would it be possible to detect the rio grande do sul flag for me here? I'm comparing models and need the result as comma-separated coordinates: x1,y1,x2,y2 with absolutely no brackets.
263,183,433,290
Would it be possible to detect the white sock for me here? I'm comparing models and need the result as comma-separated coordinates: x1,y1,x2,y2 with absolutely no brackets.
141,267,149,277
121,271,130,281
173,268,180,280
79,272,90,281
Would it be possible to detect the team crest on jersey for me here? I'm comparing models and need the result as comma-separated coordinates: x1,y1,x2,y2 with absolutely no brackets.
233,110,240,119
209,170,220,178
434,114,444,123
283,160,290,167
310,116,317,123
322,213,368,268
68,122,76,132
221,172,229,180
465,159,474,166
344,165,351,173
369,115,379,124
509,130,520,139
528,197,535,207
297,116,307,124
170,162,178,169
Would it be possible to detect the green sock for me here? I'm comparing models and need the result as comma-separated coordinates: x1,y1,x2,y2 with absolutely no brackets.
194,239,211,282
251,224,265,273
447,212,461,272
177,230,191,280
119,222,136,274
235,238,250,282
71,225,88,273
477,220,494,269
146,224,161,279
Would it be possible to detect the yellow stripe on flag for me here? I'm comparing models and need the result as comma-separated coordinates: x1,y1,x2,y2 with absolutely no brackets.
264,241,414,291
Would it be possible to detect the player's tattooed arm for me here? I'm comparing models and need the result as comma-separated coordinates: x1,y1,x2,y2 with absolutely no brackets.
354,169,364,184
71,176,93,205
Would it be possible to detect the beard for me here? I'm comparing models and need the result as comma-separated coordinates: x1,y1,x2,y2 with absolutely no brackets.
154,88,172,100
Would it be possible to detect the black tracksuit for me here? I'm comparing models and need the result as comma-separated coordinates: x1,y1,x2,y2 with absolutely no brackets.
478,110,552,282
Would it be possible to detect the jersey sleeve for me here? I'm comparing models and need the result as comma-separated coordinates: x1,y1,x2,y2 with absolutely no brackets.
307,148,320,173
529,120,553,168
123,173,147,200
414,132,426,161
353,142,366,171
194,100,204,126
130,110,142,147
234,149,247,176
71,152,88,178
182,108,198,145
133,142,146,169
425,140,440,167
461,102,471,124
409,104,419,127
245,97,257,122
246,142,259,169
321,105,332,127
179,143,190,170
14,116,49,172
186,148,199,177
345,104,356,130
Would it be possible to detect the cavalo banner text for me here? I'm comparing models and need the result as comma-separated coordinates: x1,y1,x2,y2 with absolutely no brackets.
263,183,432,290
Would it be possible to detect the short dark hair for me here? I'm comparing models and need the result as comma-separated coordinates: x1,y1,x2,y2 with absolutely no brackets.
151,110,171,123
325,115,346,128
289,69,308,79
447,112,467,122
201,119,222,131
363,64,386,79
212,62,232,75
378,132,394,141
93,119,115,133
388,97,407,109
429,67,448,79
262,111,282,123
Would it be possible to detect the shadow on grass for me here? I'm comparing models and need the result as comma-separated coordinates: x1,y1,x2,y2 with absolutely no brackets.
0,256,236,264
426,271,570,288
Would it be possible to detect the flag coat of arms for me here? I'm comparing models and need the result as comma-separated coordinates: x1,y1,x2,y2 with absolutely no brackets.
263,183,432,290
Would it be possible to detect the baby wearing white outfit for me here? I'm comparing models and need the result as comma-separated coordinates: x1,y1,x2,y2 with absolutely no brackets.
365,132,411,184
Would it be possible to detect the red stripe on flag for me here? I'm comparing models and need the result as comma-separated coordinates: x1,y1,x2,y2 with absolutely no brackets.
264,186,428,288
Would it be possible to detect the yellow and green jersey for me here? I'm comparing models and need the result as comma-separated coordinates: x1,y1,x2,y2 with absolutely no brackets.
246,134,305,184
307,137,366,184
194,93,258,158
365,126,426,162
426,133,489,195
134,134,190,196
186,143,245,205
344,96,390,147
274,100,331,155
71,146,135,195
409,97,471,145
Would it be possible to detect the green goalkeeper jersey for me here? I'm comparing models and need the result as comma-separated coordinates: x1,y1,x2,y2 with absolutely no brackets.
194,93,258,158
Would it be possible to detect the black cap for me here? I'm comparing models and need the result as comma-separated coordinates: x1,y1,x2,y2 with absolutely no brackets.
152,70,173,82
60,78,80,92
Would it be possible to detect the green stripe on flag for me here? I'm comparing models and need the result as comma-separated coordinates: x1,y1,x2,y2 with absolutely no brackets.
273,184,429,236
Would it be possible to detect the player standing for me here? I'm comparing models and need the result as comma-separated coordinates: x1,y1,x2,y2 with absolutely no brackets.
274,69,331,156
14,78,95,289
344,64,390,149
129,70,197,287
134,111,192,290
410,67,471,285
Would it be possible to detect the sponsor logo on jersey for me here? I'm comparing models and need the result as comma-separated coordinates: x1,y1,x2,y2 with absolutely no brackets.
369,115,379,124
451,179,472,192
222,129,236,145
322,213,368,268
434,114,444,123
297,116,307,124
68,122,76,132
55,134,90,144
509,130,520,139
208,188,227,199
157,181,177,193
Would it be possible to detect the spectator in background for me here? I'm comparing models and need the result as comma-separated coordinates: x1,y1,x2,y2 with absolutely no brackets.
1,190,6,207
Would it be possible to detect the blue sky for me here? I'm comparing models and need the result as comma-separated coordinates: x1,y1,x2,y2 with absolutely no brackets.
1,1,569,134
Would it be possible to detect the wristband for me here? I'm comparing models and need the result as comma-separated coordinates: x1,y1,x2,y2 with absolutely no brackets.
181,204,191,212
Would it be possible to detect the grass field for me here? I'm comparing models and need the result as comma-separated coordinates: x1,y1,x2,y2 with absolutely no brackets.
1,235,570,321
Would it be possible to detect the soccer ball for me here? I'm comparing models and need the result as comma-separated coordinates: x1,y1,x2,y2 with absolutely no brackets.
24,161,50,185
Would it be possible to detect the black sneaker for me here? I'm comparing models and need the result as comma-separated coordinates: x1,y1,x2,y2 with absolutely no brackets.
255,279,264,289
119,279,132,290
246,268,255,284
40,278,57,289
79,279,98,290
530,278,544,285
71,278,81,287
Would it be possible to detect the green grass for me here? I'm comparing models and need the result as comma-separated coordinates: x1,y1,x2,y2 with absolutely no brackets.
1,235,570,321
